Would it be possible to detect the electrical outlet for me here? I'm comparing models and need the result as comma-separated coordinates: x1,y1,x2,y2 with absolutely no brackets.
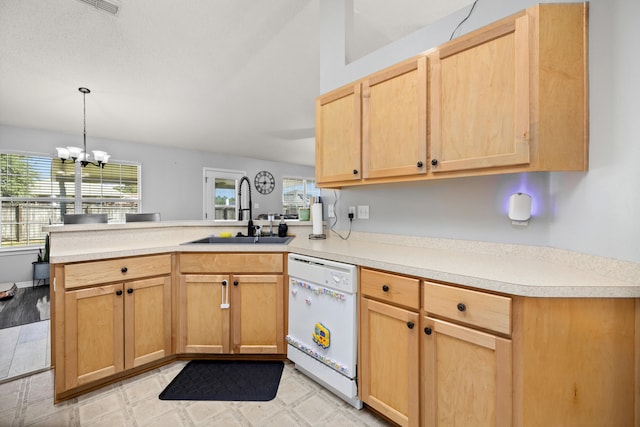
357,205,369,219
328,204,335,218
348,206,356,218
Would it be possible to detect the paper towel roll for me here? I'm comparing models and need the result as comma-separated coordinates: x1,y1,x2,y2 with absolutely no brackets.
312,203,323,235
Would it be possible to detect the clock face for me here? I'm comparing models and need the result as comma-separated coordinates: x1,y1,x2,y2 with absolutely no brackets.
254,170,275,195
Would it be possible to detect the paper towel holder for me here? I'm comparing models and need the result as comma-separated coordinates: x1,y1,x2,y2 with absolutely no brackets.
309,200,326,239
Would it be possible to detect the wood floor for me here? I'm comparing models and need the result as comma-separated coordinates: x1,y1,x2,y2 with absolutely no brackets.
0,285,50,330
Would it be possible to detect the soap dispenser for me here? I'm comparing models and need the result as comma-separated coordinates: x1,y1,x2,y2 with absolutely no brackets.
278,218,288,237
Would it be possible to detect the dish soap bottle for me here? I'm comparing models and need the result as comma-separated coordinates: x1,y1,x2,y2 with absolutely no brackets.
278,218,288,237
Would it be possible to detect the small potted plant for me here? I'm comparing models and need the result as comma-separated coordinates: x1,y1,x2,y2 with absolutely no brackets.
32,234,50,285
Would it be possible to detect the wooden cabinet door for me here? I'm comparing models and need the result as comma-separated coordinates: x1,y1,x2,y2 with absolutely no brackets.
64,284,124,388
231,274,284,354
422,317,512,427
315,83,362,184
179,274,230,353
363,56,427,179
430,14,530,173
124,275,172,368
360,298,420,427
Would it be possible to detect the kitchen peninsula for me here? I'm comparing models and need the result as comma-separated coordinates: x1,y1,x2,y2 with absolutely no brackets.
47,221,639,426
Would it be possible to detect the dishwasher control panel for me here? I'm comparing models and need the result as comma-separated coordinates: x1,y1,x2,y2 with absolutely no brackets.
324,270,353,292
288,253,357,294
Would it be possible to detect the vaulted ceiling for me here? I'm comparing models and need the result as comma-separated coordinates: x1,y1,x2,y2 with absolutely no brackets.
0,0,472,166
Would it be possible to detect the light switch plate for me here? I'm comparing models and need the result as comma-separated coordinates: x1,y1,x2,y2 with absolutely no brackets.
357,205,369,219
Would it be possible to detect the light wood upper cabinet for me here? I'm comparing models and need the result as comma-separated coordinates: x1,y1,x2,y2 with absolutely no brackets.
429,3,588,175
429,15,530,173
363,56,427,179
315,83,362,185
315,3,588,188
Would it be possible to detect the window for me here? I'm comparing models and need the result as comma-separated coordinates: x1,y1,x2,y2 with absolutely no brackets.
1,152,141,248
282,177,318,217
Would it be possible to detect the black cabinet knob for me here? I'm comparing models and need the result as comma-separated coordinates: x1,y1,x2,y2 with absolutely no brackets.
382,284,389,292
233,281,239,286
424,327,432,335
222,280,228,286
115,290,123,296
353,169,359,175
121,267,128,273
127,288,133,294
407,321,415,329
431,159,438,166
457,303,466,312
417,161,424,168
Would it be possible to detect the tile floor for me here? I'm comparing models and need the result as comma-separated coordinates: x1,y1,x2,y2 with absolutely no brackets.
0,320,50,383
0,360,393,426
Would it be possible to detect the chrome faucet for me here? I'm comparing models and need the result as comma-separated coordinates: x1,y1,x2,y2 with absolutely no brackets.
238,176,255,237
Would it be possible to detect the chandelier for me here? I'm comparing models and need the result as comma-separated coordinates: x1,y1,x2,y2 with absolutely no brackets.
56,87,110,168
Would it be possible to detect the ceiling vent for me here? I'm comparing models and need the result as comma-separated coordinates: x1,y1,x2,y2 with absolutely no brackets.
76,0,120,16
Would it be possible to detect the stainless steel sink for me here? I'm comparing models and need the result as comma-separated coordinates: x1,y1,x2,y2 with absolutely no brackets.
183,235,293,245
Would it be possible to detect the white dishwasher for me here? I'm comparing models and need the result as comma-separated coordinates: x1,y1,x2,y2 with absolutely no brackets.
286,253,362,409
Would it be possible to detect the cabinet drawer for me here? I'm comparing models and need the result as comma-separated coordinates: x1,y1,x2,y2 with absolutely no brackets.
179,253,283,274
423,281,511,335
361,268,420,310
64,254,172,289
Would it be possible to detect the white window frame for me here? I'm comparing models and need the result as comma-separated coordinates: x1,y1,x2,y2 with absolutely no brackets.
1,150,141,249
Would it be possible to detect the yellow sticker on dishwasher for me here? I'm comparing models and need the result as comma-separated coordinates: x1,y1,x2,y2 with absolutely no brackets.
312,322,330,349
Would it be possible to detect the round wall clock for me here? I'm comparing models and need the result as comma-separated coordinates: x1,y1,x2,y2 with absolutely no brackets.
254,170,276,195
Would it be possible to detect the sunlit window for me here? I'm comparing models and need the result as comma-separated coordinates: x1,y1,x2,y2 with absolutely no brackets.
0,152,141,248
282,177,318,218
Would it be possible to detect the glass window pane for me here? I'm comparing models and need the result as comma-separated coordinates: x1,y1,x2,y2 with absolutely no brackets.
1,152,141,248
214,177,237,220
282,177,318,218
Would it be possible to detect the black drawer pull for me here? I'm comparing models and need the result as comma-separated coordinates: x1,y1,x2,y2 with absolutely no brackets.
407,321,415,329
382,284,389,292
457,303,466,312
127,288,133,294
121,267,128,273
115,289,123,296
424,327,432,335
234,281,239,286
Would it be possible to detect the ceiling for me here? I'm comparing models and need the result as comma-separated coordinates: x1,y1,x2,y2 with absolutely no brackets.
0,0,472,166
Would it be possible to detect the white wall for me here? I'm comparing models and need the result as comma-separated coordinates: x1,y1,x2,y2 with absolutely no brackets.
0,124,314,282
549,0,640,262
320,0,640,264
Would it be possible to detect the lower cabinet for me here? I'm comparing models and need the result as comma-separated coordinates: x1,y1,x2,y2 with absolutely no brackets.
359,268,420,427
177,253,285,355
421,317,512,427
422,281,512,427
63,275,172,389
178,273,284,354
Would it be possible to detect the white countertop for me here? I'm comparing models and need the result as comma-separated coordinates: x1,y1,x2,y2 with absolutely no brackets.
46,221,640,298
